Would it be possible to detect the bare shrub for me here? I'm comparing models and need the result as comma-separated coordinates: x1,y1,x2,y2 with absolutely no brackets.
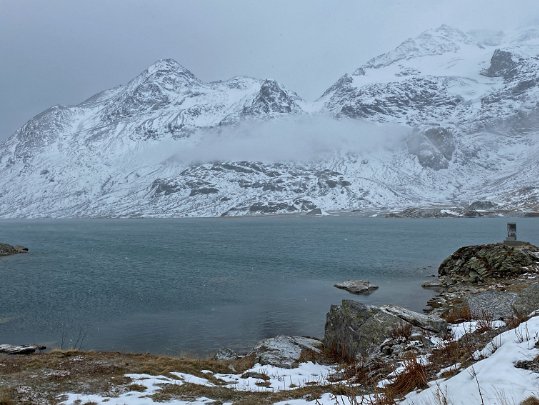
389,323,413,340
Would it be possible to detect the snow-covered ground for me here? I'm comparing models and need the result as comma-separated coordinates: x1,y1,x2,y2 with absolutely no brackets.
60,315,539,405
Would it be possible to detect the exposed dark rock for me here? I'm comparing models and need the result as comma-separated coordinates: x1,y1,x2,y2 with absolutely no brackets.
482,49,519,79
438,243,539,284
467,200,497,211
515,356,539,373
0,243,28,257
151,179,181,196
385,207,460,218
407,127,455,170
249,202,297,214
242,80,301,117
189,187,219,196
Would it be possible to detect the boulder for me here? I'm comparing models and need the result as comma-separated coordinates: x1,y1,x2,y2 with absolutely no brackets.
512,284,539,317
334,280,379,294
465,291,518,320
324,301,448,360
250,336,321,368
438,243,539,284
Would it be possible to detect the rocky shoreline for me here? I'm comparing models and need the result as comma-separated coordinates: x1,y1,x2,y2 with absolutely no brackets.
1,240,538,404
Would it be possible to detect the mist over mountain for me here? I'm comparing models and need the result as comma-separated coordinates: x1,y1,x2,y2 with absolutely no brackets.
1,25,539,217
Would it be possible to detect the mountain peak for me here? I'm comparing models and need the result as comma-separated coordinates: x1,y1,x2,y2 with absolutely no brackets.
363,24,473,69
145,58,192,75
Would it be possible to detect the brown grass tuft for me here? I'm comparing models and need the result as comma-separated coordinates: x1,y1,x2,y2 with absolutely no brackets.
443,304,472,323
521,396,539,405
386,356,428,399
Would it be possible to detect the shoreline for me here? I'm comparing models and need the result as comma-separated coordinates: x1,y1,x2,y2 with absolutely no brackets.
1,241,538,404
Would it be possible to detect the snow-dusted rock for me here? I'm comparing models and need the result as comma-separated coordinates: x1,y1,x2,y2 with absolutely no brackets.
250,336,322,369
0,344,45,354
380,304,447,333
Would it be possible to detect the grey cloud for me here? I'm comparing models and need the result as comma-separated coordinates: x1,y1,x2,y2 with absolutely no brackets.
1,0,538,139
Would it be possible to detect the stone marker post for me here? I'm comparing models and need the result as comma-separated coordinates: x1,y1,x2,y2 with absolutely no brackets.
506,223,517,242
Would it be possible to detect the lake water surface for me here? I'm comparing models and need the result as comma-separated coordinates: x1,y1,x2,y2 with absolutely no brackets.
0,216,537,355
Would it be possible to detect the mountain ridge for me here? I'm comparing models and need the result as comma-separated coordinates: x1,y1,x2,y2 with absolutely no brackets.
1,25,539,218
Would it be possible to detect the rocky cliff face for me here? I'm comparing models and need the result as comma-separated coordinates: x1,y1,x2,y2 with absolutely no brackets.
1,26,539,217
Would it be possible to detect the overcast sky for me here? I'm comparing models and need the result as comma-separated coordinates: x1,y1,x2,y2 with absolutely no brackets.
1,0,538,140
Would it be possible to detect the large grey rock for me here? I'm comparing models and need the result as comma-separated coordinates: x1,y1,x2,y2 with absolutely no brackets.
513,284,539,316
380,305,447,333
438,243,539,284
465,291,518,320
334,280,379,294
324,300,406,359
251,336,321,368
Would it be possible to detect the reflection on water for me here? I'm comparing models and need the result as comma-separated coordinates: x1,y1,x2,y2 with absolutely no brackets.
0,216,536,354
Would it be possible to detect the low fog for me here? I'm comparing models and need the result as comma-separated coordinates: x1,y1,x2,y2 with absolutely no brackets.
160,116,410,165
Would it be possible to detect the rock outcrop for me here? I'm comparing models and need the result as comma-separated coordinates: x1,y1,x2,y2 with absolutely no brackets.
0,243,28,256
324,300,446,359
438,243,539,284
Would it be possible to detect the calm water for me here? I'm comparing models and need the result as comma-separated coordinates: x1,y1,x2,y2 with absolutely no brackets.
0,216,537,355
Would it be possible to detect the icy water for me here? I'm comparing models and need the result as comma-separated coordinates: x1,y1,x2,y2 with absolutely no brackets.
0,216,537,355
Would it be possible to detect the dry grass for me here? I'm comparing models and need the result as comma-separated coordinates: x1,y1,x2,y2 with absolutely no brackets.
474,309,494,333
443,303,472,323
385,356,428,400
522,396,539,405
0,350,351,404
323,340,356,364
0,350,258,404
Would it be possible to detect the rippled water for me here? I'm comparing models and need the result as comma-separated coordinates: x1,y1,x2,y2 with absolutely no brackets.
0,216,536,355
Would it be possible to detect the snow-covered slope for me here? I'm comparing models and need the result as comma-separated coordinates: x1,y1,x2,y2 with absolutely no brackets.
1,26,539,218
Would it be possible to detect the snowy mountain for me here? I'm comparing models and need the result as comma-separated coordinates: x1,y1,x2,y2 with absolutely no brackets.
1,26,539,218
